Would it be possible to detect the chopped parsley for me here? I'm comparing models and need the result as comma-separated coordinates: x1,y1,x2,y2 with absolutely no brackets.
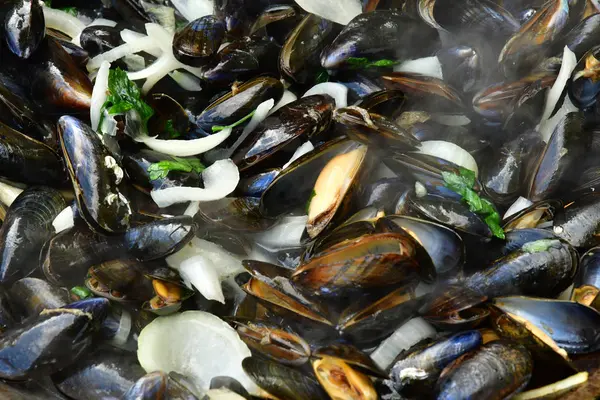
347,57,398,69
147,157,205,181
71,286,92,299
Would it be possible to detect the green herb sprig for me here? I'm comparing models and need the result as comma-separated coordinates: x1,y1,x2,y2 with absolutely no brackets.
212,110,256,133
347,57,398,69
148,157,205,181
441,168,505,239
164,119,181,139
71,286,92,300
59,6,77,15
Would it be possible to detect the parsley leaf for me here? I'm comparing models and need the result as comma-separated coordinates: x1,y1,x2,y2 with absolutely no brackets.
147,157,205,181
212,110,256,132
71,286,92,299
165,119,181,139
347,57,398,69
442,169,505,239
100,68,154,134
59,6,77,15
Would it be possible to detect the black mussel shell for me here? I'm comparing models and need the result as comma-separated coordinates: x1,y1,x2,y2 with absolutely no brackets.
569,46,600,109
0,187,65,285
79,25,124,58
173,16,226,67
4,0,45,59
9,277,70,320
59,116,133,234
553,193,600,248
124,371,198,399
436,45,482,93
554,13,600,60
578,247,600,289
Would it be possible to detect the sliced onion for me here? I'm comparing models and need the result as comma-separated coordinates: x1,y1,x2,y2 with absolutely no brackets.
123,54,146,71
88,18,117,27
137,311,257,393
87,36,158,72
418,140,479,176
109,308,132,347
141,126,232,156
370,318,437,370
557,284,574,301
180,254,224,303
540,46,577,123
205,388,247,400
90,61,110,132
394,56,443,79
0,181,23,207
303,82,348,108
253,215,308,251
52,206,75,233
294,0,361,25
43,7,86,40
241,99,275,137
151,159,239,207
513,372,588,400
169,70,203,91
184,201,200,216
282,141,314,170
171,0,214,21
269,90,297,115
503,196,533,220
538,95,579,143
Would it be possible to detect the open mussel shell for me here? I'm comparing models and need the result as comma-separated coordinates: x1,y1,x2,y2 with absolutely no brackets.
195,197,276,233
553,193,600,248
569,45,600,109
312,356,378,400
577,247,600,290
435,340,533,399
0,298,108,380
292,233,421,297
306,142,371,239
320,10,437,70
9,277,70,320
124,371,198,400
228,318,311,366
194,76,283,133
388,330,483,394
460,236,578,299
527,112,589,202
51,347,145,400
231,94,335,172
0,187,65,285
281,14,340,84
502,200,561,231
259,137,355,219
313,343,385,377
172,15,226,67
494,296,600,354
58,116,132,234
4,0,45,59
436,45,482,93
242,357,329,400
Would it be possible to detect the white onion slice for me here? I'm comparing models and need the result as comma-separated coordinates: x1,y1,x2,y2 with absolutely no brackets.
88,18,117,27
513,372,588,400
282,141,314,170
137,311,257,393
205,388,247,400
418,140,479,176
0,181,23,207
269,90,297,115
171,0,214,21
503,196,533,220
87,36,158,72
180,254,224,303
141,126,232,156
370,318,437,370
52,206,75,233
184,201,200,216
241,99,275,137
394,56,443,79
169,71,203,91
151,159,239,207
538,95,579,143
253,215,308,251
294,0,361,25
43,7,86,40
540,46,577,124
303,82,348,108
109,308,132,347
90,61,110,132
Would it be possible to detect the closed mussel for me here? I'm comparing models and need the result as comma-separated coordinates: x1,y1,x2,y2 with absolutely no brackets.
172,15,226,67
4,0,45,59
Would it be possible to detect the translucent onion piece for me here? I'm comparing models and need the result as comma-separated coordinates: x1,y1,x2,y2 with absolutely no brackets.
87,18,117,27
52,206,75,233
179,254,224,303
171,0,214,21
503,196,533,220
294,0,361,25
141,126,232,156
169,71,203,91
282,141,314,170
43,7,86,40
253,215,308,251
513,372,588,400
0,181,23,207
90,61,110,132
303,82,348,108
151,159,239,207
87,36,157,72
241,99,275,137
137,311,257,393
418,140,479,176
538,95,579,143
370,318,436,370
540,46,577,123
269,90,297,115
394,56,443,79
109,308,132,347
